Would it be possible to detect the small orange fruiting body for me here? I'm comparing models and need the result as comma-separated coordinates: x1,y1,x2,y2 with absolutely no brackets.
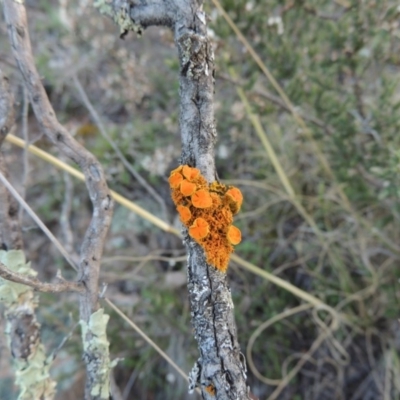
227,225,241,245
182,165,200,181
225,187,243,214
168,172,183,188
180,180,197,196
192,189,213,208
189,218,210,240
168,164,243,272
177,205,192,223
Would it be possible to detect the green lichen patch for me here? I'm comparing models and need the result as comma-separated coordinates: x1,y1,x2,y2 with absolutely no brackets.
0,250,37,307
94,0,142,37
14,346,56,400
0,250,56,400
80,308,117,399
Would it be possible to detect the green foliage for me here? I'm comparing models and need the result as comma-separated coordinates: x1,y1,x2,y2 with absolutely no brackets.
4,0,400,398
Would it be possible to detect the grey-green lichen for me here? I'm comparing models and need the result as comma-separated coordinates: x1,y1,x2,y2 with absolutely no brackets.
0,250,37,306
80,308,117,399
0,250,56,400
94,0,142,36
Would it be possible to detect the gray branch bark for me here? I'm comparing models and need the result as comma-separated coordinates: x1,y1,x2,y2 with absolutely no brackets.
96,1,251,398
3,2,114,398
0,261,84,293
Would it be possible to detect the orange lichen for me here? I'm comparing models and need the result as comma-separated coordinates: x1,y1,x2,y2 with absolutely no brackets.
205,384,216,396
180,180,197,196
189,218,210,240
177,205,192,223
192,189,213,208
182,165,200,181
168,172,183,188
168,165,243,272
225,187,243,214
227,225,241,245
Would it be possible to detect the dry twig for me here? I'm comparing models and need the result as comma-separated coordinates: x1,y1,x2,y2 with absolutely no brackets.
3,1,114,397
0,261,84,293
72,75,169,221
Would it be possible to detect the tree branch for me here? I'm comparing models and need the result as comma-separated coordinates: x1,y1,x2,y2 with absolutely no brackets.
3,2,115,398
97,1,250,399
130,1,175,28
0,261,85,293
0,67,56,399
3,0,113,322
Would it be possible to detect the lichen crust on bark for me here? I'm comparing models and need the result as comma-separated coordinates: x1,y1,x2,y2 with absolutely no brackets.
80,308,117,399
94,0,142,36
0,250,56,400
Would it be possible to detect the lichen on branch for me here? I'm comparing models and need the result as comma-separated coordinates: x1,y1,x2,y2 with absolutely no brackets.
169,165,243,272
0,250,56,400
80,309,118,399
94,0,142,37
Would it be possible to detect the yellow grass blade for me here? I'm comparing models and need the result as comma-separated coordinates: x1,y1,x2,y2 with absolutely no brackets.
5,134,178,236
5,133,340,316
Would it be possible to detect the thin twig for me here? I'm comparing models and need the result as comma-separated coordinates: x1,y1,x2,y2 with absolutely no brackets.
0,170,78,271
60,169,80,264
211,0,400,256
5,133,351,318
19,84,29,221
104,297,190,383
0,261,84,293
218,73,334,135
5,133,178,234
72,75,169,221
4,0,113,323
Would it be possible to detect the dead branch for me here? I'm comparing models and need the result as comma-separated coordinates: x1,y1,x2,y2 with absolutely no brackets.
72,75,169,221
0,261,84,293
3,1,114,398
96,1,250,399
0,67,56,400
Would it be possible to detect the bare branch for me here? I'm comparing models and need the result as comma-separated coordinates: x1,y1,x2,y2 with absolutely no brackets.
0,170,79,271
60,169,79,263
129,2,175,28
3,0,113,320
72,75,169,221
19,84,29,220
0,261,84,293
3,2,115,398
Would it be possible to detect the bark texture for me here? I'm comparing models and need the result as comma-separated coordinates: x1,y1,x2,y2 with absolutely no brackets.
96,1,250,398
3,2,114,398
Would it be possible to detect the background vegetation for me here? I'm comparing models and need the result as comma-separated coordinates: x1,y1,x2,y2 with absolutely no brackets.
1,0,400,399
